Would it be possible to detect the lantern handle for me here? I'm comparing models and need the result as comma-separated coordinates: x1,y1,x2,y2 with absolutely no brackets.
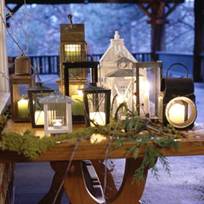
166,63,189,78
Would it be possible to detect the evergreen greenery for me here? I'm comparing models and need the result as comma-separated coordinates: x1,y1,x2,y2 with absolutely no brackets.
0,111,181,180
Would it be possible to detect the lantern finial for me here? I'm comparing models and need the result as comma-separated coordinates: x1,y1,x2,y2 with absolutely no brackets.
114,31,120,40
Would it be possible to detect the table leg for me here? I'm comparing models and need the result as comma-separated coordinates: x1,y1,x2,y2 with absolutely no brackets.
38,161,68,204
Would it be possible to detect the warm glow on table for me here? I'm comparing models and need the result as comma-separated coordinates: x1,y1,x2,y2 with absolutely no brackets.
89,112,106,126
17,98,29,118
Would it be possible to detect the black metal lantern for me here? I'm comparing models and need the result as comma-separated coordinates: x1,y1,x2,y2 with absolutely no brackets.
28,83,54,128
160,63,197,129
83,84,111,127
64,61,99,123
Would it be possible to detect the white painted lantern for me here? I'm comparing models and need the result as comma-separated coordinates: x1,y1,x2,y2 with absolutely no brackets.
39,93,72,135
99,31,137,116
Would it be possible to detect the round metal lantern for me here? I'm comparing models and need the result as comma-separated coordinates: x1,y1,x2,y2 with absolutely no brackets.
165,96,197,129
83,85,111,127
161,63,196,129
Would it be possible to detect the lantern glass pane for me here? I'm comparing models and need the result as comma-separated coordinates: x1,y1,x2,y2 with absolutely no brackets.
87,93,106,126
12,83,30,118
138,64,161,118
47,103,67,129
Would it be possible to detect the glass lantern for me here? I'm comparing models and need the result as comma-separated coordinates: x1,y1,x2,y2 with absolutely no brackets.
10,74,35,122
28,83,54,128
39,93,72,135
134,61,162,119
104,68,136,118
83,85,111,127
165,96,197,129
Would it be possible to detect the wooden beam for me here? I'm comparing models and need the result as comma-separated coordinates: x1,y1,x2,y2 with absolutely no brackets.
6,4,22,21
5,0,184,4
193,0,204,82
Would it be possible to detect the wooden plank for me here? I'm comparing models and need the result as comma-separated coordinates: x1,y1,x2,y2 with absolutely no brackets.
1,121,204,162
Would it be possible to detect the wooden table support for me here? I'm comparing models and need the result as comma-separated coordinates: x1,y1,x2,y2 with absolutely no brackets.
41,158,148,204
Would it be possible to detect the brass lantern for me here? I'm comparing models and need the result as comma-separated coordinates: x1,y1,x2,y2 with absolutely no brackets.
59,16,87,94
161,63,197,129
28,83,54,128
10,74,35,122
39,93,72,135
83,85,111,127
135,61,162,119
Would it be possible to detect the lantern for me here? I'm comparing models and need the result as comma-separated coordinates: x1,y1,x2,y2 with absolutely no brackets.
59,16,87,94
105,68,136,117
28,83,54,128
83,85,111,127
99,31,137,84
135,61,162,119
10,74,35,122
39,93,72,135
161,63,197,129
64,61,99,123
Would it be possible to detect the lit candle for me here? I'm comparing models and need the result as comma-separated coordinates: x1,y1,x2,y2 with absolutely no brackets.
168,103,186,124
89,112,106,126
34,110,44,125
17,98,29,118
52,119,63,128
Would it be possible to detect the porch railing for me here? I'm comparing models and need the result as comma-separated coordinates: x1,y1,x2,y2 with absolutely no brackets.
8,52,152,75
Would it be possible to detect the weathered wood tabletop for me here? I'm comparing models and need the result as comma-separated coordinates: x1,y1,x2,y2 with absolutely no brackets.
1,120,204,204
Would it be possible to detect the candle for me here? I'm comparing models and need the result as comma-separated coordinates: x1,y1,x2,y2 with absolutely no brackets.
89,112,106,126
17,98,29,118
34,110,44,125
52,119,63,128
168,103,186,124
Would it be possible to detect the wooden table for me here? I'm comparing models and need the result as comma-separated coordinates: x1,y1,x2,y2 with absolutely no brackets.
1,121,204,204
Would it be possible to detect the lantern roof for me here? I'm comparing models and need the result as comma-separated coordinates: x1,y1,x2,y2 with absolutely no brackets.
28,82,53,93
83,84,111,93
39,93,72,104
106,68,134,77
100,31,137,64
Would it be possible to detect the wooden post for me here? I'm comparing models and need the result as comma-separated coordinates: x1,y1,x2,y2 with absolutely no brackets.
193,0,204,82
0,0,9,92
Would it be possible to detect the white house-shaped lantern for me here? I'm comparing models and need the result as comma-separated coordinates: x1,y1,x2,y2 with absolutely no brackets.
99,31,137,115
39,93,72,135
99,31,137,82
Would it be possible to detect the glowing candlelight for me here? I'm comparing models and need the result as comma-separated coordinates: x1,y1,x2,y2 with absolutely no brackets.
89,112,106,126
17,98,29,118
34,110,44,125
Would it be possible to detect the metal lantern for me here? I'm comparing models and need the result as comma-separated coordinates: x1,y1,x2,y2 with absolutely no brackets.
15,55,32,75
105,68,136,118
161,63,197,129
83,85,111,127
28,83,54,128
39,93,72,135
10,74,35,122
64,61,99,123
135,61,162,119
59,16,87,94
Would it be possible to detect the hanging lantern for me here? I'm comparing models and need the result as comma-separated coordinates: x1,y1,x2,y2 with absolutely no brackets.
15,55,32,75
135,61,162,119
161,63,197,129
28,83,54,128
58,15,87,94
39,93,72,135
10,74,35,122
83,85,111,127
64,61,99,123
